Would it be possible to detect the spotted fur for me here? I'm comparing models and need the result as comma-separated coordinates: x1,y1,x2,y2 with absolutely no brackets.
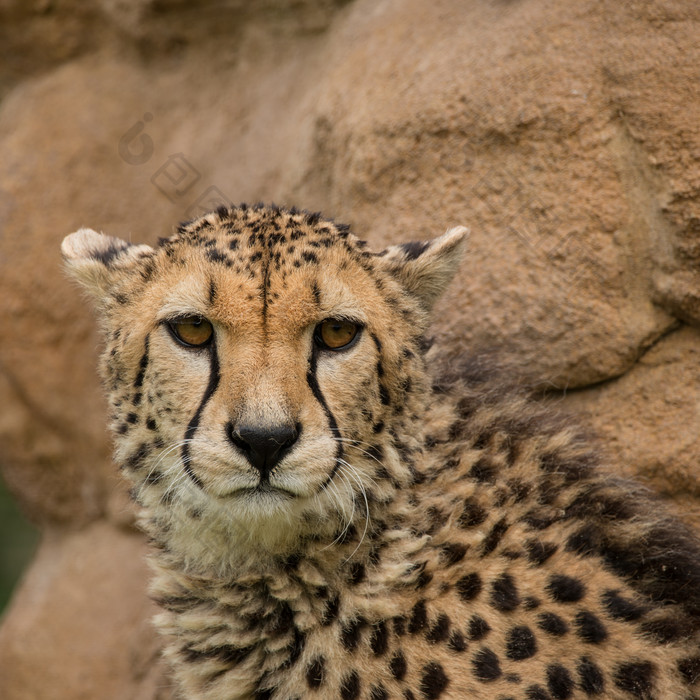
63,204,700,700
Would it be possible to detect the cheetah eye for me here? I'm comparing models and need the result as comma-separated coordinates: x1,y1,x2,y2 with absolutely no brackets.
167,316,214,348
314,319,361,351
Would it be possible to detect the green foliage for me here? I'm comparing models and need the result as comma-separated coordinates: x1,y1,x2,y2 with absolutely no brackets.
0,476,39,616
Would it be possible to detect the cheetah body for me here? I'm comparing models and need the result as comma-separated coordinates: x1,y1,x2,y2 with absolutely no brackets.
63,205,700,700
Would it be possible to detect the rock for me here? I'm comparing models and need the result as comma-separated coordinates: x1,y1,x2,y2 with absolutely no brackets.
0,0,699,697
560,325,700,530
0,522,173,700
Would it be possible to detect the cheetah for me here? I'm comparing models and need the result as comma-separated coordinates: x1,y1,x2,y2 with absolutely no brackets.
62,204,700,700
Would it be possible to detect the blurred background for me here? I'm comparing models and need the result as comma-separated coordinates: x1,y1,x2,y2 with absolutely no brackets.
0,1,699,698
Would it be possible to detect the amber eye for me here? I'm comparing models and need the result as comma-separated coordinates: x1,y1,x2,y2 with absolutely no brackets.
315,319,361,351
167,316,214,348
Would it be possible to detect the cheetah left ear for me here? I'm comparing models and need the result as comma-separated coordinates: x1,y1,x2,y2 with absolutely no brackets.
61,228,154,306
379,226,468,310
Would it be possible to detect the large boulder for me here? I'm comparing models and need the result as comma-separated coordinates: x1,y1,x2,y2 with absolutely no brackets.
0,0,698,697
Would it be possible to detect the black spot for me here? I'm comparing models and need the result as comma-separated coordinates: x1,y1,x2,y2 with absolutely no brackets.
469,456,498,483
341,617,365,651
340,670,361,700
372,421,385,434
306,656,325,688
447,631,467,652
420,661,449,699
379,383,391,406
547,664,574,699
415,567,434,589
126,412,139,424
522,509,559,530
321,594,340,625
302,251,318,264
537,612,568,636
641,614,693,643
348,562,365,585
456,573,482,602
678,657,700,685
409,599,428,634
574,611,608,644
514,597,535,612
468,615,491,641
404,691,416,700
613,661,655,698
284,628,305,667
369,621,389,656
146,417,157,431
125,443,150,470
393,616,406,636
526,685,551,700
440,542,468,567
509,478,531,503
501,548,522,560
481,517,509,556
426,613,451,644
490,573,520,611
427,506,447,533
389,651,407,681
268,601,294,635
578,656,605,695
472,647,502,682
506,626,537,660
601,590,647,622
206,248,231,266
458,499,487,528
566,525,600,557
539,451,591,482
526,539,558,566
370,685,388,700
547,574,585,603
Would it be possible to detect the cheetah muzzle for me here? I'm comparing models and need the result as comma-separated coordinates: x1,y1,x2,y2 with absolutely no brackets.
63,204,700,700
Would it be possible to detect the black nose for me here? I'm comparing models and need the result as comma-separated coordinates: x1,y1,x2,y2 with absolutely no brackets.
226,422,300,480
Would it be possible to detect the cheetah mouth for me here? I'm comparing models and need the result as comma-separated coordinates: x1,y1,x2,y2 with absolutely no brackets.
220,483,298,501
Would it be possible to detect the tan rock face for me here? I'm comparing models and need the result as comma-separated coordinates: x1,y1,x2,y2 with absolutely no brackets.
0,0,698,697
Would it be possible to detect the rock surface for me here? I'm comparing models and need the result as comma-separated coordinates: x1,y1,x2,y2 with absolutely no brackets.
0,0,699,697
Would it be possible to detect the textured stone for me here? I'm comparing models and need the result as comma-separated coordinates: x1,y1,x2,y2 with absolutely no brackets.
0,522,172,700
0,0,699,697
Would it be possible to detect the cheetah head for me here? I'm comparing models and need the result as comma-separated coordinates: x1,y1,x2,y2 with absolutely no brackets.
62,206,466,567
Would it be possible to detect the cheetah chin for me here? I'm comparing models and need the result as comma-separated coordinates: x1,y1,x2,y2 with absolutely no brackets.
64,204,700,700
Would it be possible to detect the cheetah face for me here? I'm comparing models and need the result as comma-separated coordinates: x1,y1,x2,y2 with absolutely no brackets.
63,206,465,561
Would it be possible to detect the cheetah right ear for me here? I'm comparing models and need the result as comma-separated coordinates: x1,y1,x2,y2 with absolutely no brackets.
379,226,468,311
61,228,154,304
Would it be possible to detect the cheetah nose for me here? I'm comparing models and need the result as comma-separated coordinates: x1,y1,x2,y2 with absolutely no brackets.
226,422,300,480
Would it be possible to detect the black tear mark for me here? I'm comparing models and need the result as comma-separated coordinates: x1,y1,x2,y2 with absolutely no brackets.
307,347,343,490
181,340,220,488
